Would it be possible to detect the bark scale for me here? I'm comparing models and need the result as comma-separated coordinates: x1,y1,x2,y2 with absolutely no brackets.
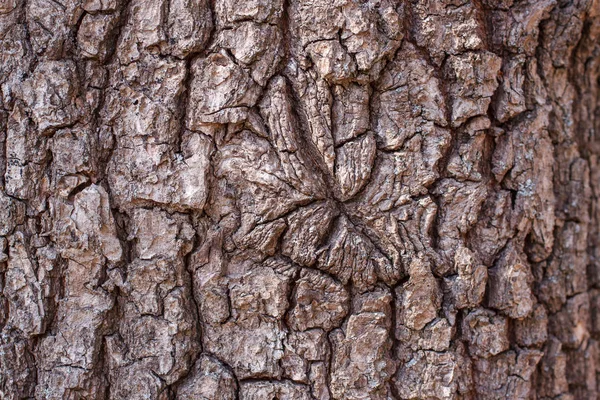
0,0,600,399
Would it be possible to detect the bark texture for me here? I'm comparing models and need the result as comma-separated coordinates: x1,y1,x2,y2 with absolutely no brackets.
1,0,600,399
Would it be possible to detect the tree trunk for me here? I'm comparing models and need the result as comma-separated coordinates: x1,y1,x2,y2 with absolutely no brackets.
1,0,600,398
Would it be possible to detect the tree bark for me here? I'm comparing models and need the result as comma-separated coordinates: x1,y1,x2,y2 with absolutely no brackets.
1,0,600,398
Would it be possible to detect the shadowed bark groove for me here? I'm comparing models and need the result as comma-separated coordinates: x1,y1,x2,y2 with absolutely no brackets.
1,0,600,398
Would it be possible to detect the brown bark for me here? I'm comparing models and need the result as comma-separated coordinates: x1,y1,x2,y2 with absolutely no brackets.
1,0,600,398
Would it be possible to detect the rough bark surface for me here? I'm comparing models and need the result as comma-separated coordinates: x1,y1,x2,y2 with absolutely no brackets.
1,0,600,399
